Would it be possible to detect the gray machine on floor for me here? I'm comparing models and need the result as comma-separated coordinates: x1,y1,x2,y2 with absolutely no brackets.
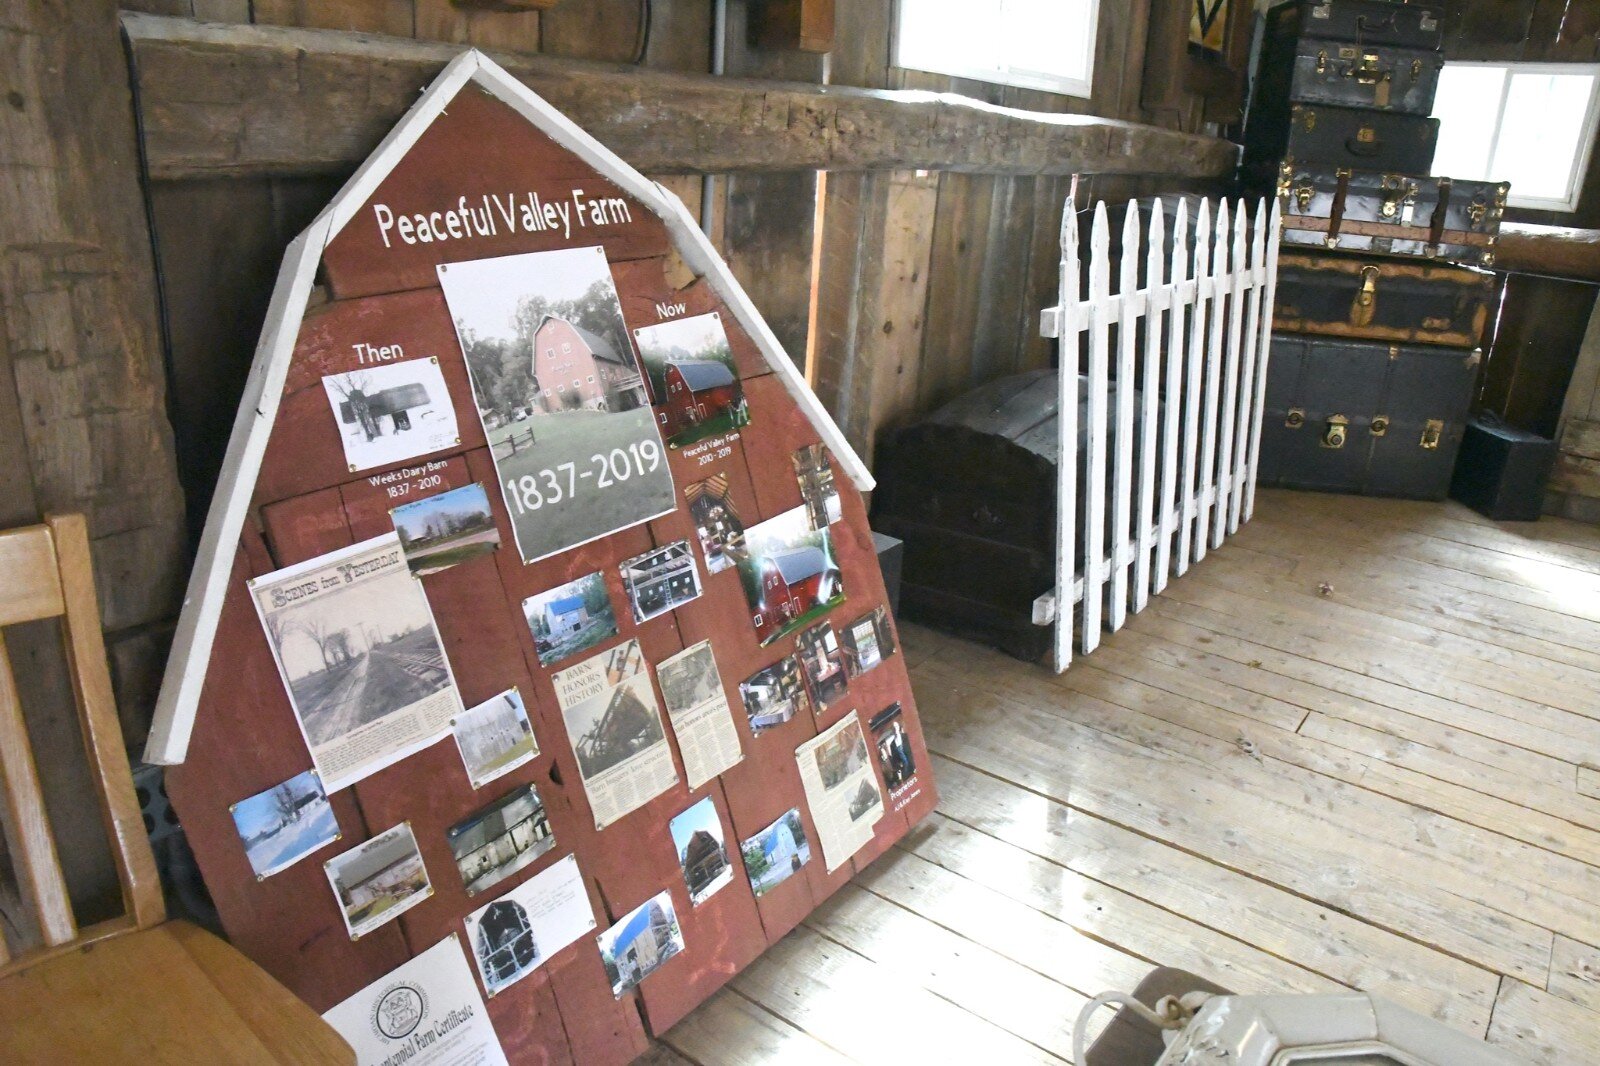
1081,969,1527,1065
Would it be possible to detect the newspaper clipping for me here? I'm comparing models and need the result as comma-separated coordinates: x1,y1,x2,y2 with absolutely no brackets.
322,934,507,1066
794,714,885,872
553,640,680,829
655,641,743,789
250,533,462,792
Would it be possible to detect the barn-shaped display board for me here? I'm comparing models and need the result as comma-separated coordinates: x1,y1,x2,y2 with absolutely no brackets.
145,50,937,1064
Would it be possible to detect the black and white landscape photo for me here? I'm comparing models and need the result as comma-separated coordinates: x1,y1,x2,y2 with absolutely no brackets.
438,246,675,564
323,822,433,939
452,688,540,789
230,769,340,880
390,482,500,576
321,357,459,473
251,533,462,791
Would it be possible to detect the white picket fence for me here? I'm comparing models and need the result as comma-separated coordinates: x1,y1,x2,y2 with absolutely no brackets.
1037,195,1283,671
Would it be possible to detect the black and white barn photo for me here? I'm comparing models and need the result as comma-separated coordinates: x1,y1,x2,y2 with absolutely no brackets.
452,687,540,789
472,898,540,996
462,854,596,998
447,784,555,897
323,822,433,939
618,539,702,624
320,357,459,473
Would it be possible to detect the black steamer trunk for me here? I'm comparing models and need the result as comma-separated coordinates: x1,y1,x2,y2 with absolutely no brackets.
1259,335,1479,499
872,371,1155,662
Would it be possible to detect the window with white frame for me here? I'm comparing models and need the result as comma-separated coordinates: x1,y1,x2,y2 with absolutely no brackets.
894,0,1099,99
1431,62,1600,211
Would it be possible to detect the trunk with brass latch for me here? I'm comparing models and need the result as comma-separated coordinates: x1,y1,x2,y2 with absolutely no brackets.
1258,335,1479,499
1287,42,1441,112
1244,103,1439,187
1273,252,1495,347
1276,164,1508,266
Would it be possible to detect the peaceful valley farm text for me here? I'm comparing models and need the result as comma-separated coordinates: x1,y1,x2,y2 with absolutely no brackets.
372,188,634,248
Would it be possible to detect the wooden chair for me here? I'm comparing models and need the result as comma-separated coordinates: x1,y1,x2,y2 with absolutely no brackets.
0,514,353,1063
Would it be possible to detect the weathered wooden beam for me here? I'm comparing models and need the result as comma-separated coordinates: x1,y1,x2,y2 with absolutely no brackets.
123,13,1240,181
1496,223,1600,282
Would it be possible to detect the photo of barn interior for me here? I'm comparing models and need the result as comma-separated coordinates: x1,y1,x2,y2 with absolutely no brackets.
6,2,1600,1064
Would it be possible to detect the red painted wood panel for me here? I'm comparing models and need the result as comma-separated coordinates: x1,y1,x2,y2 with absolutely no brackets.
172,76,936,1066
256,289,481,508
164,529,411,1012
322,91,670,300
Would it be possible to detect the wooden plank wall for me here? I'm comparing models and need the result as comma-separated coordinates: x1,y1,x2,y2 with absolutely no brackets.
813,1,1222,465
0,0,188,931
123,0,1224,751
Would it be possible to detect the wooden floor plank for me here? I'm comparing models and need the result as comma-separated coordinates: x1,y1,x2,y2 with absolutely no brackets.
1096,627,1579,792
1059,656,1600,868
728,925,1063,1064
1212,533,1600,676
886,822,1339,1000
913,662,1553,983
663,492,1600,1061
1488,979,1600,1065
661,988,858,1065
1548,935,1600,1018
804,877,1088,1060
924,756,1498,1034
1166,562,1600,726
926,650,1600,943
1082,636,1600,834
1259,489,1600,573
1255,494,1600,624
1146,597,1600,767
